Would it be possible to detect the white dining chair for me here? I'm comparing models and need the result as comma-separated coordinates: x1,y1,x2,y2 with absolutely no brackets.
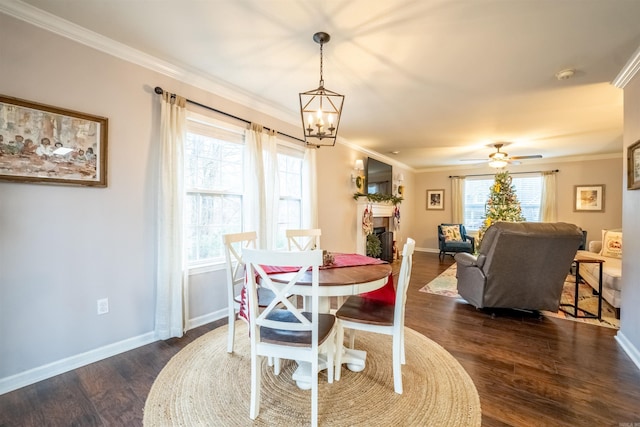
286,228,324,310
334,238,415,394
286,228,321,251
222,231,276,354
244,248,337,427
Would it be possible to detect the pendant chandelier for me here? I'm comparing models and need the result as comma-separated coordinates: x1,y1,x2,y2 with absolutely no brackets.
299,32,345,147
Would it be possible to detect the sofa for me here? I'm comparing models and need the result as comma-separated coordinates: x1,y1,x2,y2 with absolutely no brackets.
575,229,622,318
455,222,583,313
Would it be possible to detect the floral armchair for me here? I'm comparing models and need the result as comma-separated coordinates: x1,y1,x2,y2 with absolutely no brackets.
438,223,475,262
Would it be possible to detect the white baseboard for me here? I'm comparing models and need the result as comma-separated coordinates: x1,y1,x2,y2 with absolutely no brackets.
0,332,156,396
186,309,226,330
1,309,232,396
615,331,640,372
416,247,439,253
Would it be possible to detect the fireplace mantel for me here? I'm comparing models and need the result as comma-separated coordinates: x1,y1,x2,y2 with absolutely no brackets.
355,197,396,256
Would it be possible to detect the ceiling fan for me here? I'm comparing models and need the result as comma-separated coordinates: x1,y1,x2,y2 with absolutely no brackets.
462,143,542,168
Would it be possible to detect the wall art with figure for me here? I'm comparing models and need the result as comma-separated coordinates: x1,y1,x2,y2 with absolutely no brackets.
0,95,108,187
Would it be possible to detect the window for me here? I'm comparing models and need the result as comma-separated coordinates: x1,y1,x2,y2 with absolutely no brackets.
275,149,304,250
184,115,245,265
463,174,542,230
183,113,308,265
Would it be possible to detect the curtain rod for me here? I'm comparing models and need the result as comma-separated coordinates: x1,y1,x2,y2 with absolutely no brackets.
449,169,559,178
153,86,306,144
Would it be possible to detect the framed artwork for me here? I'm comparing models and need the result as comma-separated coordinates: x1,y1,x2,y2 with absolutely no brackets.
0,95,108,187
627,139,640,190
573,184,605,212
426,189,444,210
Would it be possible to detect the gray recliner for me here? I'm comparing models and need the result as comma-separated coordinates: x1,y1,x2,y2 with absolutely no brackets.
454,222,583,312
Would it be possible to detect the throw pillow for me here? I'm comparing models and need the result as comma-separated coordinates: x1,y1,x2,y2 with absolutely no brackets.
600,229,622,259
442,225,463,242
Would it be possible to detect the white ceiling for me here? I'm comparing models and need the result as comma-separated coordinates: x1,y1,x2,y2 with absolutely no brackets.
7,0,640,170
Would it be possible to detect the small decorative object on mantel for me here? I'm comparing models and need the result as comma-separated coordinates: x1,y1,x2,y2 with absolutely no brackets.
627,139,640,190
0,94,108,187
353,192,403,205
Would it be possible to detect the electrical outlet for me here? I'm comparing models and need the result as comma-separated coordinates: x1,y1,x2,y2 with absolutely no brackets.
97,298,109,315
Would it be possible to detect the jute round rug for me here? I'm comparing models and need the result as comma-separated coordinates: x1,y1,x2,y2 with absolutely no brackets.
144,322,481,426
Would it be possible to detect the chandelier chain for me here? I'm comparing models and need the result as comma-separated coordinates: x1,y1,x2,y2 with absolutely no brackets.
319,42,324,87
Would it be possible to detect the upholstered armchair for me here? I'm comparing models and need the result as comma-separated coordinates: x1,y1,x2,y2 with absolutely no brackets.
454,222,583,313
438,224,475,262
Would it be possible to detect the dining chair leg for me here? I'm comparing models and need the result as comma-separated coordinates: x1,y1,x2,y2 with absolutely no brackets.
334,324,344,381
400,328,406,365
311,357,319,427
227,308,235,353
392,334,403,394
347,329,356,349
250,353,261,419
327,337,335,384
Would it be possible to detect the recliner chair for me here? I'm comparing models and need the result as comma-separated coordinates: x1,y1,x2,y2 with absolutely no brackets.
438,223,475,262
454,222,583,313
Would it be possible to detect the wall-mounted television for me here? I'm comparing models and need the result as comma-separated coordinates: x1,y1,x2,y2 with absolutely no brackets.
366,157,392,195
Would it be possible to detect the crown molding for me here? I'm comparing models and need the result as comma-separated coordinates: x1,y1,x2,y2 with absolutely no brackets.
0,0,300,128
613,45,640,88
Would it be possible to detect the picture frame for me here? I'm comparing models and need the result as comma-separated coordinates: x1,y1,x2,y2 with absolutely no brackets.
426,189,445,210
627,139,640,190
0,95,108,187
573,184,605,212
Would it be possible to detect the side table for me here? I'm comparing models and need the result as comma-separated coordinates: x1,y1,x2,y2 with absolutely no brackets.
559,256,604,320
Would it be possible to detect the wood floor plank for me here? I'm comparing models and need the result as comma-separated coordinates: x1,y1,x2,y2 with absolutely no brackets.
1,251,639,427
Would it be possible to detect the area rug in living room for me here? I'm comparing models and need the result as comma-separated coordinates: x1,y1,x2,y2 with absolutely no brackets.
420,264,619,329
143,322,482,426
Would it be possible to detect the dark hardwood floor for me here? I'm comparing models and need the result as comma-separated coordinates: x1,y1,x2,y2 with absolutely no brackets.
2,252,639,426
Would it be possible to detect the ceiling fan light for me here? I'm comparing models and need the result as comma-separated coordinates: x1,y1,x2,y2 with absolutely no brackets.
488,159,508,169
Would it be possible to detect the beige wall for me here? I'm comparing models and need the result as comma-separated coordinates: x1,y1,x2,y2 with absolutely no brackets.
412,157,622,251
620,63,640,362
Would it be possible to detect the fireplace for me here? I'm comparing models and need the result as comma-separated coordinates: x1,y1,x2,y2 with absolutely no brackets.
374,229,394,262
355,197,396,259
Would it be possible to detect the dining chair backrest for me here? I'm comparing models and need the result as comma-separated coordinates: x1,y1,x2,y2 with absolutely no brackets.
286,228,321,251
394,238,416,329
244,249,323,343
243,248,335,426
222,231,257,353
224,231,257,289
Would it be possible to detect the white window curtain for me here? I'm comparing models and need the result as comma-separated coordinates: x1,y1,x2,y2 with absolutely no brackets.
302,147,318,228
451,176,465,223
245,124,280,249
155,92,187,340
540,171,557,222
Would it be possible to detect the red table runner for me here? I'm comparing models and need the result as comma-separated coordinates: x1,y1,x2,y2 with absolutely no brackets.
239,253,395,324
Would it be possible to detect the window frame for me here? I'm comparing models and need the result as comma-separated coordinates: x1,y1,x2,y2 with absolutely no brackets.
463,173,543,231
184,113,247,272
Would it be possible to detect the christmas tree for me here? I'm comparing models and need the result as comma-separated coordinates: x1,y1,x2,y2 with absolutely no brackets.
476,171,526,249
